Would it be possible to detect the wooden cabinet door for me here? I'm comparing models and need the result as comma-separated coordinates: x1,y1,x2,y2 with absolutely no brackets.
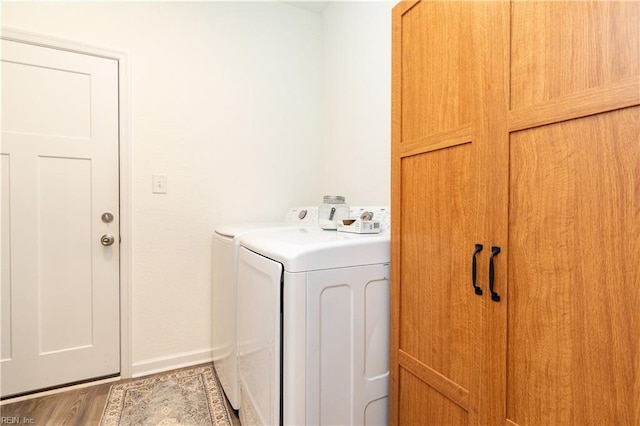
389,2,508,424
503,2,640,425
392,1,639,425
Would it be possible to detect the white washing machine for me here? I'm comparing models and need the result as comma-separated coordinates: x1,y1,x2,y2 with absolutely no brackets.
237,208,390,425
212,207,318,410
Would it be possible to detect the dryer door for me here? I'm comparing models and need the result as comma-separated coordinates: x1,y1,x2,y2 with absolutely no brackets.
237,247,283,426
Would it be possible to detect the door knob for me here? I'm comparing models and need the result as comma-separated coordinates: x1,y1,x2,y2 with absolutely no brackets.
101,234,115,246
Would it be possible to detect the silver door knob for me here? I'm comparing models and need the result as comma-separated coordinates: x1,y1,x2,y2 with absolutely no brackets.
101,234,115,246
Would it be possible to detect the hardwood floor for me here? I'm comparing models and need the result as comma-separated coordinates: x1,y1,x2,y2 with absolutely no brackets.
0,364,241,425
1,380,113,425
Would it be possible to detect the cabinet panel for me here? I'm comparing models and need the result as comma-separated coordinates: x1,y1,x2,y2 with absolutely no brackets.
399,144,478,390
511,1,640,110
399,1,474,143
399,367,468,425
507,107,640,425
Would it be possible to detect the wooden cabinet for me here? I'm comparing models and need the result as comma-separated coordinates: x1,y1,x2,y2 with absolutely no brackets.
389,1,640,425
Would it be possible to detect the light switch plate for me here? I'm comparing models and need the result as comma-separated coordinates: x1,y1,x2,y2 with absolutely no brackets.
152,174,167,194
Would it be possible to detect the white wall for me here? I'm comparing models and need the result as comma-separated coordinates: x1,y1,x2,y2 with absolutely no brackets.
1,0,393,376
321,1,393,206
2,1,323,374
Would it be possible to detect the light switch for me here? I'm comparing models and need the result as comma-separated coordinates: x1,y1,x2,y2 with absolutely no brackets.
152,174,167,194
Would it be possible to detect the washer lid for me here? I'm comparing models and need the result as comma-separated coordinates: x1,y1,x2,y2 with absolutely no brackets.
214,206,319,242
214,222,293,241
239,227,390,272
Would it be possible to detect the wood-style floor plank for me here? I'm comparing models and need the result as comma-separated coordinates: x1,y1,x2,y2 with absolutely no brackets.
1,381,112,425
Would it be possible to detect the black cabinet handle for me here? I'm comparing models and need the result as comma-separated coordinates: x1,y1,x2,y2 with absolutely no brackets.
489,246,501,302
471,244,483,296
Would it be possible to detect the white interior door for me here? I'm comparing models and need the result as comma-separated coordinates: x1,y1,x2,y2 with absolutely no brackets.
1,39,120,398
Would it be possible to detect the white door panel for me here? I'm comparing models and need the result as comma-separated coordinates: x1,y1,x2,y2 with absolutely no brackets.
38,156,93,354
2,60,91,138
1,39,120,397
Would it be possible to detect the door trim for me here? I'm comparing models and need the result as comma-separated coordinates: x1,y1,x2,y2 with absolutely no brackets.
1,27,133,380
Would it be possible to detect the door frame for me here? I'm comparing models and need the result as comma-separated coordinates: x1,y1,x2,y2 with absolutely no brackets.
1,27,133,380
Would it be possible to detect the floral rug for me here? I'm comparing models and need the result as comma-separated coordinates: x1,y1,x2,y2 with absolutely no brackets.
100,364,232,426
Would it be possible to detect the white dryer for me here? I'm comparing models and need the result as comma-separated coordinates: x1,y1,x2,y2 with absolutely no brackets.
237,208,390,426
212,207,318,410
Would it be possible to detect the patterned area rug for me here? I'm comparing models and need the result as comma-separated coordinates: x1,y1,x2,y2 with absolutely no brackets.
100,364,232,426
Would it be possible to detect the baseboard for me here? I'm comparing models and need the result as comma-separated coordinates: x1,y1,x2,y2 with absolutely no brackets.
131,349,213,378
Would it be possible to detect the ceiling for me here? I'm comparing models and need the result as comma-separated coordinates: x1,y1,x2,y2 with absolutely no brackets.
282,1,330,14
